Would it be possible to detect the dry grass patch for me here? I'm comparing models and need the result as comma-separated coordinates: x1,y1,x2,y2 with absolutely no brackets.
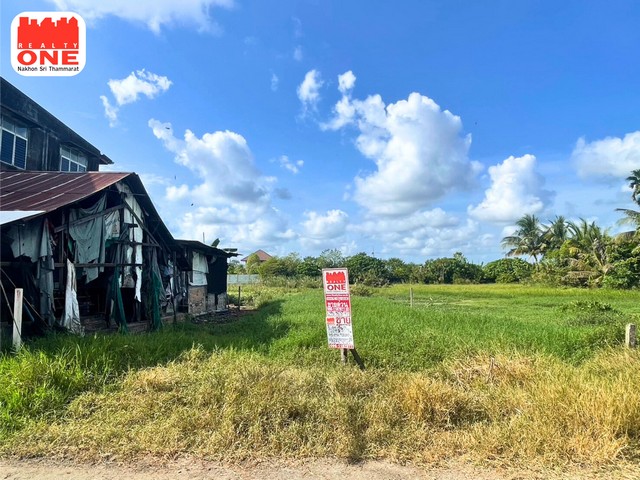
3,346,639,469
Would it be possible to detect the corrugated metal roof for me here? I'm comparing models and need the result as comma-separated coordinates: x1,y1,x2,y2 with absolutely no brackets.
0,171,131,212
176,239,239,257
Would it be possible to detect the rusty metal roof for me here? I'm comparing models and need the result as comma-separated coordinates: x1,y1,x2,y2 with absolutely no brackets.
176,239,239,258
0,171,131,212
0,170,180,253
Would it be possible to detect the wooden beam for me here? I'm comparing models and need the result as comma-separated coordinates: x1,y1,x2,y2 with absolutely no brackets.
122,202,163,248
54,204,123,233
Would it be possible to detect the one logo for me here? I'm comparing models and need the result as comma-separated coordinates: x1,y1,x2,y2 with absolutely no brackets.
11,12,86,76
325,271,346,284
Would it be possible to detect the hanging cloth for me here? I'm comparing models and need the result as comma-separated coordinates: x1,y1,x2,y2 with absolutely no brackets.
62,259,84,335
69,194,107,283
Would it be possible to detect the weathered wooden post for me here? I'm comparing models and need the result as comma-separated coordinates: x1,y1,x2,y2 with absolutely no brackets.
13,288,23,352
626,324,637,349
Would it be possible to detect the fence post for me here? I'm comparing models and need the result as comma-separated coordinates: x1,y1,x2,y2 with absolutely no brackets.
626,324,637,349
13,288,23,352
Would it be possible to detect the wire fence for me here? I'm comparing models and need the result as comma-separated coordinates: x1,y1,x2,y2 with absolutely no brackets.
227,274,261,285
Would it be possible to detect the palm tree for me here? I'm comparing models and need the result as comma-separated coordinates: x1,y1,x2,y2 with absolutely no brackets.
542,215,569,252
501,214,544,263
565,219,612,283
615,169,640,238
626,169,640,206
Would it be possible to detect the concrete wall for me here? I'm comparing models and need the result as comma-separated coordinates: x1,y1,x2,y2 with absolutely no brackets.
187,285,207,315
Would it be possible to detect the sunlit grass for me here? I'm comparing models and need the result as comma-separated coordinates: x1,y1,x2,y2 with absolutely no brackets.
1,284,639,469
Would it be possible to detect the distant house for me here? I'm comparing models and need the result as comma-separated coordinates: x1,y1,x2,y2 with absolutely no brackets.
175,240,238,315
1,77,112,172
240,249,272,264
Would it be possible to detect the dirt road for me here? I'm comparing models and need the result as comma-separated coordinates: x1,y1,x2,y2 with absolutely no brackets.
1,458,635,480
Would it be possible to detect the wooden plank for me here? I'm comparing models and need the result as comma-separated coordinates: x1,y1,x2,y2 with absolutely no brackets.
626,324,637,349
52,262,143,268
13,288,23,352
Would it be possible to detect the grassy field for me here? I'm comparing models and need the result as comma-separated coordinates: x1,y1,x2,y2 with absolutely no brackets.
1,284,639,469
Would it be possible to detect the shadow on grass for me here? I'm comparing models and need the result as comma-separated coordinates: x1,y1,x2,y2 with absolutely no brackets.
13,299,289,375
0,300,290,437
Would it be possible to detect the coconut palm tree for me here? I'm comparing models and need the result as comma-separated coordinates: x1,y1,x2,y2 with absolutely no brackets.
542,215,569,253
626,169,640,206
615,169,640,239
565,219,612,284
501,214,544,263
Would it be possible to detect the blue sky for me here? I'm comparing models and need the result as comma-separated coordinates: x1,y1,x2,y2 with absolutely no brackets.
2,0,639,262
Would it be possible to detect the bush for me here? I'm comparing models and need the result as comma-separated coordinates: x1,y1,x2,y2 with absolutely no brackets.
483,258,533,283
350,284,373,297
560,301,624,327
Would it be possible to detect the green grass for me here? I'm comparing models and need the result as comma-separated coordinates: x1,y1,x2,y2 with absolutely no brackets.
1,284,639,469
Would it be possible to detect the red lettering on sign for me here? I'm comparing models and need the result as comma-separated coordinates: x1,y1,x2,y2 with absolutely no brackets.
17,50,37,65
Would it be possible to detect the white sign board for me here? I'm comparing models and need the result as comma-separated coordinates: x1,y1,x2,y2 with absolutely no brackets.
322,268,354,349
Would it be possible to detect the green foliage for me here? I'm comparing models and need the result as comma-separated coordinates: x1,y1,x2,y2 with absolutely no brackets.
384,257,413,283
422,252,484,284
501,214,544,262
227,259,245,274
245,253,262,274
349,284,373,297
483,258,533,283
317,249,344,269
345,252,389,286
296,256,321,277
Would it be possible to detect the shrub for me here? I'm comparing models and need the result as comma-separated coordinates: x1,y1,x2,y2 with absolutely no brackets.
483,258,534,283
350,284,373,297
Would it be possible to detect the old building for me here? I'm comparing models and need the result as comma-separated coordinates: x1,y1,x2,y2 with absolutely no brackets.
0,79,238,344
176,240,237,315
0,171,181,337
1,77,112,172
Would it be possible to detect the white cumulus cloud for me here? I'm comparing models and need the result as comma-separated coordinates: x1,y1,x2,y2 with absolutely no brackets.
302,209,349,240
297,69,323,113
48,0,234,33
101,70,172,126
468,154,553,223
149,119,295,248
572,131,640,179
338,70,356,94
325,84,480,216
109,70,172,106
354,211,481,258
277,155,304,174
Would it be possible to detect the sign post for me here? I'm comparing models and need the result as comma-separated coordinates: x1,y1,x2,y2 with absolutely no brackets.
322,268,364,369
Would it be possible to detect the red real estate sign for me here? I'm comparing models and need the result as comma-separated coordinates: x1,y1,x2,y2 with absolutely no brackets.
322,268,354,349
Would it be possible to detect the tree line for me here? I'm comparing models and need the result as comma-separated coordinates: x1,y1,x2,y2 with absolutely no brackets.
230,170,640,289
499,170,640,288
